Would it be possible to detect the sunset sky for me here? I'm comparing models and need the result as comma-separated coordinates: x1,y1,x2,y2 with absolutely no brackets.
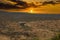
23,0,58,2
0,0,60,14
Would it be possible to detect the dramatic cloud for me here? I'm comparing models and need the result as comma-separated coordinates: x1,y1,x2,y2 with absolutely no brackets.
10,0,29,8
0,0,29,9
0,0,60,9
41,1,59,5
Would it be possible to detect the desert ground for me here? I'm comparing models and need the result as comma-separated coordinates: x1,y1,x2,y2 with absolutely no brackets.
0,12,60,40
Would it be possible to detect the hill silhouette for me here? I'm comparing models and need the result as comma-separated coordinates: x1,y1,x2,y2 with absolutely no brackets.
0,12,60,21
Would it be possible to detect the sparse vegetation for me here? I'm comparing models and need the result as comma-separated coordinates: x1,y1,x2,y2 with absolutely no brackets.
0,13,60,40
32,37,39,40
51,34,60,40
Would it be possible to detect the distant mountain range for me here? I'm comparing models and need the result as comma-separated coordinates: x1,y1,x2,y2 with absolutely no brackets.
0,12,60,21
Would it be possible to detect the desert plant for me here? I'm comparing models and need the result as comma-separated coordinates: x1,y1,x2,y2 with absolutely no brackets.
32,37,39,40
51,34,60,40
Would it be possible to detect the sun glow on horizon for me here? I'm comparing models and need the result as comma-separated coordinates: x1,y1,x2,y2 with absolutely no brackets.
27,8,35,13
30,9,33,13
2,4,60,14
27,7,43,14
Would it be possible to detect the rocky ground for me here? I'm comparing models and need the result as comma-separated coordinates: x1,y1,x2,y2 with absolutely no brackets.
0,20,60,40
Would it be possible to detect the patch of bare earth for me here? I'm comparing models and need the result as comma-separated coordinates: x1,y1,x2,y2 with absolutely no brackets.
0,20,60,40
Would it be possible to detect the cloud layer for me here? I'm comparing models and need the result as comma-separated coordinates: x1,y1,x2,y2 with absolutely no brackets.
0,0,60,9
0,0,29,9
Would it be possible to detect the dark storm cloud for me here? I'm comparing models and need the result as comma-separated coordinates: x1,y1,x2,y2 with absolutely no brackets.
0,2,20,9
0,0,29,9
10,0,29,8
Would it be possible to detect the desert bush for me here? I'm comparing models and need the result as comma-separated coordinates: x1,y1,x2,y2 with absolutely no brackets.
32,37,39,40
51,34,60,40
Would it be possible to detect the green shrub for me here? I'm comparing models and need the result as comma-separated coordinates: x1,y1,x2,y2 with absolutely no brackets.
32,37,39,40
51,34,60,40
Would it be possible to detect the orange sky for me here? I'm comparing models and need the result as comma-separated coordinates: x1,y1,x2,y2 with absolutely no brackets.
22,0,58,2
3,4,60,14
0,0,60,14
